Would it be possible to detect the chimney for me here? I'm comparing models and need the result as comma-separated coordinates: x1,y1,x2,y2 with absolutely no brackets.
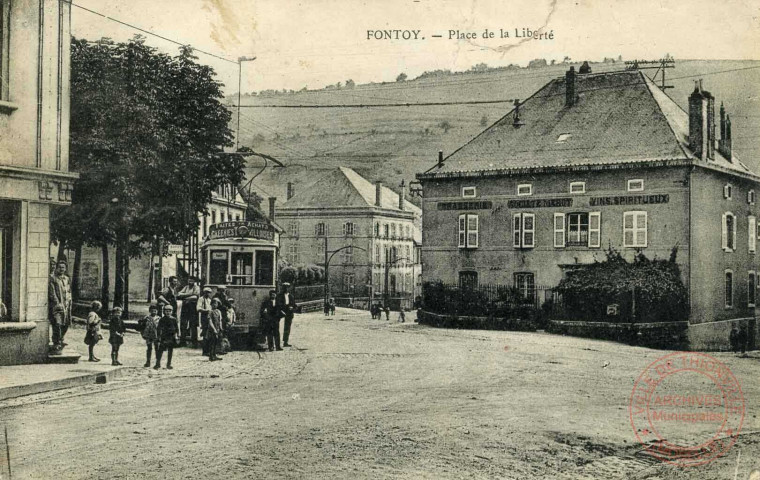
565,66,576,107
286,182,294,200
375,181,382,207
398,180,406,211
689,80,710,160
268,197,276,221
437,150,443,167
579,61,591,74
718,102,733,161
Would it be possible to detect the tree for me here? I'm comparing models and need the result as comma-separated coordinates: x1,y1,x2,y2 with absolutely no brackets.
396,72,407,82
53,36,244,314
345,79,355,89
438,120,453,133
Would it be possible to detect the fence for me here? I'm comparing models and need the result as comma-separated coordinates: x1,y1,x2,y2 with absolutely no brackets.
292,284,327,302
422,281,555,320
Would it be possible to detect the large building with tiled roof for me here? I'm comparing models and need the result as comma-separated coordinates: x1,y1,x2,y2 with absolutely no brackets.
417,66,757,349
277,167,421,304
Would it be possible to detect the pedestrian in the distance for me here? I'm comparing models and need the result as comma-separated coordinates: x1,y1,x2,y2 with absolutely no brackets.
329,297,336,316
398,308,406,323
219,297,236,355
737,324,749,356
384,305,390,321
207,298,223,361
139,304,160,367
158,276,179,322
108,306,126,366
155,304,179,369
84,300,103,362
730,324,739,353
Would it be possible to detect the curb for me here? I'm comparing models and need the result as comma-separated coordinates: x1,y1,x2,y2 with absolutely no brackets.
0,366,131,402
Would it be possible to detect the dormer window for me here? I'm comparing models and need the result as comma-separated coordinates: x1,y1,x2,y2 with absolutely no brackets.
517,184,532,196
627,179,644,192
462,186,477,198
723,184,732,199
569,182,585,194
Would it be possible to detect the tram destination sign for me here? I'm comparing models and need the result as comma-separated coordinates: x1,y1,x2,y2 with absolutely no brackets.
209,221,275,241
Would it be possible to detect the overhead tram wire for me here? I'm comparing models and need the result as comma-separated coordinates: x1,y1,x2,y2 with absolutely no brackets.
67,2,238,65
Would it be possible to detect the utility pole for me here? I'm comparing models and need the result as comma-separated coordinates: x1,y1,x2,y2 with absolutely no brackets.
236,56,257,152
323,234,329,307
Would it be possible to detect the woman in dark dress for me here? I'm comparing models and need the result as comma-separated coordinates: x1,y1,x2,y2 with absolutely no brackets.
108,306,126,366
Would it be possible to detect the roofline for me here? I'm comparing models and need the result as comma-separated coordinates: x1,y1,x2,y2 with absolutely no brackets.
275,206,419,217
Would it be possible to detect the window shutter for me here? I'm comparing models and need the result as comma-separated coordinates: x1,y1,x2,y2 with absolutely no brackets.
467,215,479,248
589,212,601,247
750,217,757,253
513,213,522,247
458,215,466,248
522,213,535,248
553,213,565,247
721,213,728,250
732,214,737,251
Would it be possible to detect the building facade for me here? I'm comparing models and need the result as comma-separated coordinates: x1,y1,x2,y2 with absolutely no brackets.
276,168,421,302
0,0,75,364
417,67,757,349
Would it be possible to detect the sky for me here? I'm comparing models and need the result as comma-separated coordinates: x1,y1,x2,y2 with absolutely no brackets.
71,0,760,94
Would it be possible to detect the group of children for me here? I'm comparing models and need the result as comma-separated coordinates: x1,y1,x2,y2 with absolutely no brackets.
83,289,237,368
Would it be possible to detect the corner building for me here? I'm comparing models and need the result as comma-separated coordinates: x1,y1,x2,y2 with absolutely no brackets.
417,67,758,350
0,0,75,364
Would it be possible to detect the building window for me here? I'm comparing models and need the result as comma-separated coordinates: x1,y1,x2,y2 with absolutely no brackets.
750,216,756,254
288,222,299,238
623,211,647,247
458,214,478,248
375,223,380,237
287,245,299,265
567,213,589,246
405,245,410,262
517,184,532,196
627,179,644,192
375,245,381,264
459,271,478,290
725,270,734,308
722,212,736,251
462,186,477,198
343,273,355,292
390,224,396,239
211,210,217,226
383,224,389,238
724,184,732,199
513,213,535,249
343,222,355,236
315,222,326,236
405,225,410,239
749,271,756,307
221,211,226,223
341,246,354,265
749,190,756,205
235,214,241,221
514,272,535,302
569,182,586,194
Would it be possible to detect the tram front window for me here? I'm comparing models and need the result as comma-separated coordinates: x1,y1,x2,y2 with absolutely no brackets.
209,250,228,285
256,250,274,286
231,252,254,285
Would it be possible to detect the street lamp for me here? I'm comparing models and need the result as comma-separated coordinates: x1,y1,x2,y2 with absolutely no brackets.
323,242,367,307
236,55,257,152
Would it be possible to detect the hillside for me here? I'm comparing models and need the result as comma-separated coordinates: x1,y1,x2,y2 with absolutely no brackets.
234,60,760,204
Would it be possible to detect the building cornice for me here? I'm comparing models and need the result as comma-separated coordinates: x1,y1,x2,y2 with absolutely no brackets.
0,164,79,181
276,206,417,220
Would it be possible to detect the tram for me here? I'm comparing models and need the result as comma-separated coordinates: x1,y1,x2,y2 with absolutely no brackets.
200,220,280,347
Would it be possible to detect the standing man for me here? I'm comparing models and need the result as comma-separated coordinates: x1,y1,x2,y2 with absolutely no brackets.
177,276,200,347
277,282,298,347
260,290,282,351
197,287,213,355
158,276,179,323
48,259,72,353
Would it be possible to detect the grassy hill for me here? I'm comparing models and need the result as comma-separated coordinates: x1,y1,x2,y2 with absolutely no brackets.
233,60,760,205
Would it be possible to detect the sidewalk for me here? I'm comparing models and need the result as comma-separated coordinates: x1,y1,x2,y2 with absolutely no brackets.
0,321,260,402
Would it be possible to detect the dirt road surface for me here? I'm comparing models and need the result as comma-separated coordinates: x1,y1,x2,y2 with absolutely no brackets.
1,309,759,479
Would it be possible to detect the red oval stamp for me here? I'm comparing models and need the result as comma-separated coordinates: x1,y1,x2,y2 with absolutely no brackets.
629,352,744,467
